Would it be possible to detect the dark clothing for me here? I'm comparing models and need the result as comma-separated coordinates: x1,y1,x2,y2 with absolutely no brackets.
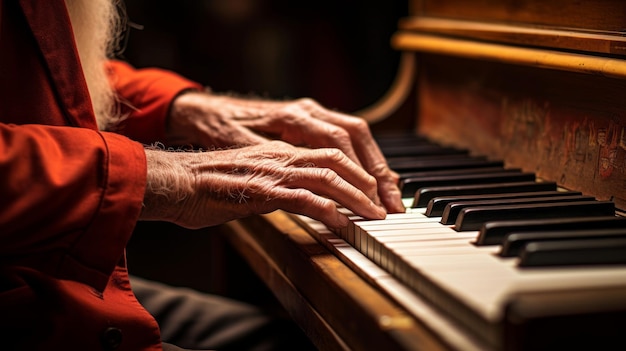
131,276,316,351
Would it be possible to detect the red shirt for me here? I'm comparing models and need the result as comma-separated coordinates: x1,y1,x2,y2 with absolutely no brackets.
0,0,201,349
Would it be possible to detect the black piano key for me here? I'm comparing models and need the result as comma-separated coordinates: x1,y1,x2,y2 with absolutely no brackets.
399,166,513,182
400,171,536,197
387,154,468,164
500,228,626,257
387,154,481,170
412,181,557,208
425,191,582,217
375,133,430,147
475,216,626,245
518,237,626,267
388,156,503,173
380,144,468,157
454,200,615,231
439,195,595,225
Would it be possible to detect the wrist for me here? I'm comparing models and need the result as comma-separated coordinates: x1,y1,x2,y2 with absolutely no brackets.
140,148,194,222
166,89,209,146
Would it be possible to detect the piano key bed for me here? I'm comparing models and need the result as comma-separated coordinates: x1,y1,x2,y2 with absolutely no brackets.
291,134,626,351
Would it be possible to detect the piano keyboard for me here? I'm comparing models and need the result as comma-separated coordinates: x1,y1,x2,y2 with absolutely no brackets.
291,134,626,350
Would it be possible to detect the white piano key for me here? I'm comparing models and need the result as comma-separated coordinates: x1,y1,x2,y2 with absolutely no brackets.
402,197,415,208
371,232,473,266
352,213,436,249
355,212,431,225
358,222,447,255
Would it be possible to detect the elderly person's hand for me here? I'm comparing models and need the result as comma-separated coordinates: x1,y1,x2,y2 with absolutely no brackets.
166,92,405,213
140,141,387,229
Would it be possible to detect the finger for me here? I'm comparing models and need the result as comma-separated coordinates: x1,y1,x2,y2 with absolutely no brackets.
374,167,406,213
289,148,379,201
269,188,377,229
277,167,386,221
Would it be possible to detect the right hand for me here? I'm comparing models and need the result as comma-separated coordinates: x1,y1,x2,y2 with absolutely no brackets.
140,141,387,229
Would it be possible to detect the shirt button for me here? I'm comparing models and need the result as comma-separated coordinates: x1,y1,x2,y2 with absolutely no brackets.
100,327,123,350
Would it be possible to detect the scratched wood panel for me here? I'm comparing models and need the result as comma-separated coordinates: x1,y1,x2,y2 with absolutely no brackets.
412,0,626,32
415,54,626,210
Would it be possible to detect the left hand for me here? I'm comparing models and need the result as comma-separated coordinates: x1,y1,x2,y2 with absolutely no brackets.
167,91,405,213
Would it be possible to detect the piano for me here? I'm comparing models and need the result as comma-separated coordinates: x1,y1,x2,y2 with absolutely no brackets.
219,1,626,350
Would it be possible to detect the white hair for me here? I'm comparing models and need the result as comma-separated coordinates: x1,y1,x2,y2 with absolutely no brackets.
64,0,122,131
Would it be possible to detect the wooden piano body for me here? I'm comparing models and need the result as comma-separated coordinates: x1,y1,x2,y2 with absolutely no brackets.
221,1,626,350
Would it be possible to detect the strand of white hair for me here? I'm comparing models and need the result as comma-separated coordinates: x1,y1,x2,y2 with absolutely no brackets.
64,0,122,131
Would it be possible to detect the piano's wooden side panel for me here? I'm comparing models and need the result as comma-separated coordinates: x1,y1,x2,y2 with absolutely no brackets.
412,0,626,35
415,54,626,209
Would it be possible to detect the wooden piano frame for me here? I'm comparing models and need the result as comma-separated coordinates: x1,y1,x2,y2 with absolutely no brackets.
222,212,462,351
222,1,626,350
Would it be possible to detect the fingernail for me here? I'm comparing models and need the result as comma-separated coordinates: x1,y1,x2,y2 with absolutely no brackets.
372,202,387,219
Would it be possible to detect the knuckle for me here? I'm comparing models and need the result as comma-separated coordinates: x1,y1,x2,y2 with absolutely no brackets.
350,119,374,141
290,189,334,216
365,173,379,189
371,162,398,181
323,148,347,163
295,97,318,110
327,126,350,142
316,168,338,184
350,117,369,131
310,195,337,216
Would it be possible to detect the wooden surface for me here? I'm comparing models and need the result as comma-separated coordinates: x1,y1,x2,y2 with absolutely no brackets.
410,0,626,34
391,32,626,78
222,212,456,351
411,53,626,210
398,17,626,56
388,0,626,210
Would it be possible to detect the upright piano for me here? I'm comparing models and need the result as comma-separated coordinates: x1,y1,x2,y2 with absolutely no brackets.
220,1,626,350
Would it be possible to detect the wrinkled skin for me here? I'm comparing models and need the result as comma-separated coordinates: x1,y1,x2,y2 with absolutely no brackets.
141,141,387,229
166,92,404,213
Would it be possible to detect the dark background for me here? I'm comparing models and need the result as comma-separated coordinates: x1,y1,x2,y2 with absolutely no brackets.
123,0,409,304
120,0,407,112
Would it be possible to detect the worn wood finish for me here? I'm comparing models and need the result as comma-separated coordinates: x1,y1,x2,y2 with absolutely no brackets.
412,54,626,210
391,33,626,78
220,219,350,351
398,17,626,56
224,212,453,351
411,0,626,33
390,1,626,210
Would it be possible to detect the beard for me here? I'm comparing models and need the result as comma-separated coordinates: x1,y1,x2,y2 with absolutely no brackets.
64,0,122,131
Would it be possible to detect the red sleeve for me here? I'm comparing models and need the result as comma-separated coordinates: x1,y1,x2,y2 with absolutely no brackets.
106,60,203,144
0,123,146,291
